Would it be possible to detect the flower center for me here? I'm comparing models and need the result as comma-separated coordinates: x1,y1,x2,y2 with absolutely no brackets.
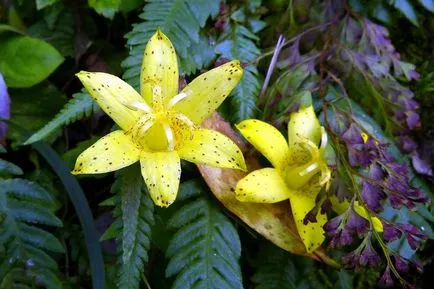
284,128,330,190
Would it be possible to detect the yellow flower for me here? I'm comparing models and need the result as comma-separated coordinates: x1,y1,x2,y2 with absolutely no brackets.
72,30,246,207
235,104,331,253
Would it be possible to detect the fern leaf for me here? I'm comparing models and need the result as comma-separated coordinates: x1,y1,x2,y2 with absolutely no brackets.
0,160,63,288
165,181,243,289
103,165,155,289
122,0,219,90
216,24,262,121
251,246,327,289
24,92,98,144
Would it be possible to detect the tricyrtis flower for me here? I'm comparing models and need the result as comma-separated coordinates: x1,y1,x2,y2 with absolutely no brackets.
235,105,331,252
72,30,246,207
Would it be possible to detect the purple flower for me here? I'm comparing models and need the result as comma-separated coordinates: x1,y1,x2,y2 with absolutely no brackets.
361,180,385,212
325,215,354,248
400,224,425,250
342,124,364,144
397,135,418,153
346,208,369,238
378,266,394,288
360,241,381,267
405,111,420,130
392,254,409,273
342,250,360,269
382,222,402,242
0,73,11,141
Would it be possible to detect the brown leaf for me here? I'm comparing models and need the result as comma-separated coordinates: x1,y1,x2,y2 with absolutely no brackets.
199,113,339,267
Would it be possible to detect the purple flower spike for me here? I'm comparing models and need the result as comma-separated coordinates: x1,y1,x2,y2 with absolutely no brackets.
392,254,409,273
0,73,11,141
360,241,381,267
361,180,385,212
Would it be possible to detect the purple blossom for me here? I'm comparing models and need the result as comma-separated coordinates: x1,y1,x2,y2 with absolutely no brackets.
342,124,364,144
397,136,418,153
342,250,360,269
361,180,385,212
0,73,10,141
392,254,409,273
405,111,421,130
345,208,369,238
382,222,402,242
359,241,381,267
378,266,394,288
325,215,354,248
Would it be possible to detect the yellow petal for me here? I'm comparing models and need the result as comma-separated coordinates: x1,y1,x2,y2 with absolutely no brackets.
236,119,289,169
177,128,246,171
235,168,290,203
288,105,321,147
287,186,326,253
140,30,178,106
353,201,384,232
172,61,243,124
140,151,181,207
76,71,144,131
72,130,140,174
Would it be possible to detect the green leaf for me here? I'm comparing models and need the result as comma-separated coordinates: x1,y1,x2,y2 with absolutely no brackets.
0,160,23,175
392,0,419,26
418,0,434,12
0,35,64,88
24,92,97,144
0,24,24,34
107,165,155,289
216,24,261,121
122,0,219,90
28,8,75,56
0,179,53,201
35,0,58,10
88,0,122,19
166,181,243,289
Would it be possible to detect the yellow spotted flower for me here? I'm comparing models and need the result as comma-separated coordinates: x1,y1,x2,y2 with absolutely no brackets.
235,104,331,253
72,30,246,207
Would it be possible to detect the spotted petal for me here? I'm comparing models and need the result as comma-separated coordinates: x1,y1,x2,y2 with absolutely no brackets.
287,186,327,253
72,130,140,174
177,128,246,171
236,119,289,169
140,30,179,106
288,105,321,147
173,61,243,124
235,168,290,203
76,71,145,131
140,151,181,207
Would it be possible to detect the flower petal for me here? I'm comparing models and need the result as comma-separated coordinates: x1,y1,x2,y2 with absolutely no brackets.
140,151,181,207
76,71,144,131
288,105,321,147
353,201,384,232
287,186,326,253
173,60,243,124
235,168,290,203
72,130,140,174
177,128,246,171
236,119,289,169
140,30,178,106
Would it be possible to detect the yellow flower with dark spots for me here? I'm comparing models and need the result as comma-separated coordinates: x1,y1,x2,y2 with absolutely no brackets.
235,102,331,253
72,30,246,207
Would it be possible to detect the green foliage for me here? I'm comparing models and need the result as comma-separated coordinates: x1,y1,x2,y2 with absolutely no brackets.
0,156,63,289
101,165,155,289
165,180,243,289
89,0,122,19
122,0,220,90
0,35,64,88
25,92,98,144
35,0,58,10
215,9,262,121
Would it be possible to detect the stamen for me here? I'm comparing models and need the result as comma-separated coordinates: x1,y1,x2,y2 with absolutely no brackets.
163,122,175,151
134,116,155,140
167,90,192,108
299,163,319,177
123,101,153,113
319,127,328,154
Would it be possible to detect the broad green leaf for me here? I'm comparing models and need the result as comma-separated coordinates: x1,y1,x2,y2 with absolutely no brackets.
0,159,23,175
418,0,434,12
35,0,58,10
392,0,419,26
0,24,24,34
88,0,122,19
0,36,64,88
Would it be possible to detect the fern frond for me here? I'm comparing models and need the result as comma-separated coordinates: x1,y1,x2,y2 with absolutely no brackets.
216,23,262,121
0,159,23,175
251,246,327,289
0,159,63,288
24,92,98,144
165,180,243,289
101,165,155,289
122,0,219,90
